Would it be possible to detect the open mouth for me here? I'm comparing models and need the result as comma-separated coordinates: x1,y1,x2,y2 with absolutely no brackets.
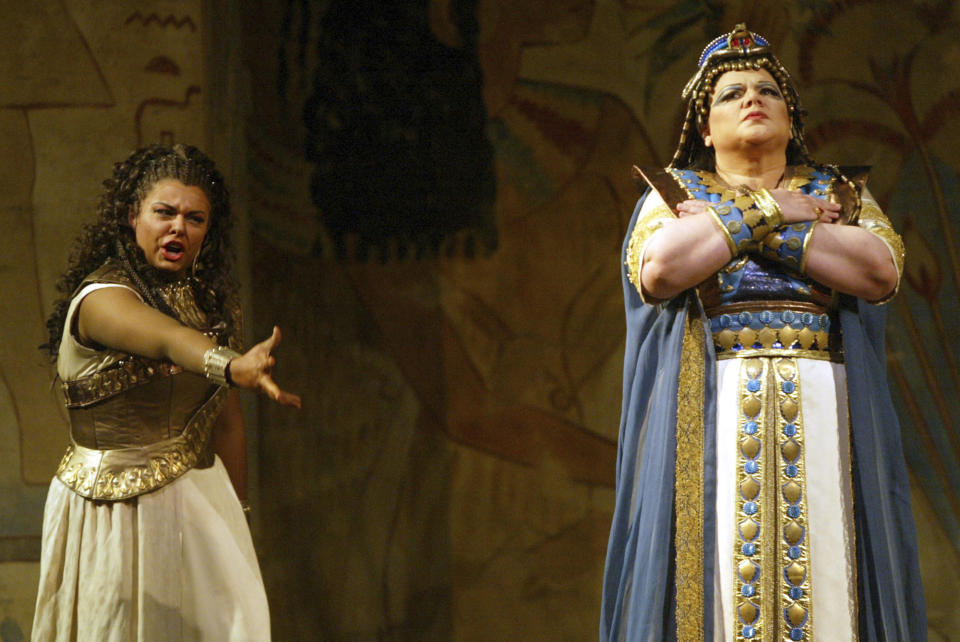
161,241,185,261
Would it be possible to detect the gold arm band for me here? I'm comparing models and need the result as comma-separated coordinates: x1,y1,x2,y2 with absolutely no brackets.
752,188,785,229
706,205,738,255
799,219,820,273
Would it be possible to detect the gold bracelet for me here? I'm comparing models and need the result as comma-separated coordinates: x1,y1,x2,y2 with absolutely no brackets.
759,219,818,273
202,345,241,387
705,205,738,255
752,187,785,229
799,219,820,273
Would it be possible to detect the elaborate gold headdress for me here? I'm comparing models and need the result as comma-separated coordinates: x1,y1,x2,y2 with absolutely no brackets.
669,24,809,170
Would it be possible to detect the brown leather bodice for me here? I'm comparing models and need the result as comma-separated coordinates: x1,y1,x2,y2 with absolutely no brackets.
55,260,239,501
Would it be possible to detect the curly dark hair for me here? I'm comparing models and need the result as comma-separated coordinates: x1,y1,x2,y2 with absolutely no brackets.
42,143,237,359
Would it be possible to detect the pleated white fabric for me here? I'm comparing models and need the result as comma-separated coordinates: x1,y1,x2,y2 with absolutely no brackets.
713,358,856,641
32,458,270,641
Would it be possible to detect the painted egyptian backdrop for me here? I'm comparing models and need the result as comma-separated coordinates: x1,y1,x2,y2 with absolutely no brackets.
0,1,215,639
2,0,959,640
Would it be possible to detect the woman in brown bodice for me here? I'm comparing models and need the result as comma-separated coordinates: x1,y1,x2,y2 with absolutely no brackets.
33,144,299,641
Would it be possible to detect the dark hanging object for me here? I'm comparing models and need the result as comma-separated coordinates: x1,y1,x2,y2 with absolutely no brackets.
299,0,497,261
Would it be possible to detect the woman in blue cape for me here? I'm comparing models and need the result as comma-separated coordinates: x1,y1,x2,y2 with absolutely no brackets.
600,25,926,641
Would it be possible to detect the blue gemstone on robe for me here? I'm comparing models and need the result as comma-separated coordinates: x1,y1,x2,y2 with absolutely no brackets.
785,464,799,477
741,584,755,597
745,460,758,474
790,587,803,600
742,543,757,556
783,423,797,436
744,421,758,435
788,546,802,559
787,505,801,518
743,625,756,638
744,501,758,515
782,381,796,394
747,379,761,392
790,627,804,640
781,310,795,324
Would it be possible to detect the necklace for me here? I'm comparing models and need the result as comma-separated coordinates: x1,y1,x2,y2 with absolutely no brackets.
714,166,786,191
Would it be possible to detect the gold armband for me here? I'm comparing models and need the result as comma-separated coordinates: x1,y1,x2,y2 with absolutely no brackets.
751,188,785,229
706,190,785,255
759,220,819,273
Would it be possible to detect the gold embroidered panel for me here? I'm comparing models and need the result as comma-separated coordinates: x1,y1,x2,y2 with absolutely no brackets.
733,357,812,641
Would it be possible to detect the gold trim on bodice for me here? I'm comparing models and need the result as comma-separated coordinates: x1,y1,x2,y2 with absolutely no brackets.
64,358,184,408
56,389,226,500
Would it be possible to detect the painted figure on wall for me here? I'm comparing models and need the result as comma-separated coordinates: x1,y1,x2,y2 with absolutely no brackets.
601,25,926,640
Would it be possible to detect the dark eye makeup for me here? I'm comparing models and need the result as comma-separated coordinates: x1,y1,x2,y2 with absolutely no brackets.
712,81,783,105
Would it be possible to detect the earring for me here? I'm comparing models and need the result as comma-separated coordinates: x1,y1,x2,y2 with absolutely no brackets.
191,242,203,279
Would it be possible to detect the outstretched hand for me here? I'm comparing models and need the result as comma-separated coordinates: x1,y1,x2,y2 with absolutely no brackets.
228,326,302,408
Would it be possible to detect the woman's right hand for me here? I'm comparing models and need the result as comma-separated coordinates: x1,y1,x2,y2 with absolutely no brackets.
768,189,841,224
228,326,302,408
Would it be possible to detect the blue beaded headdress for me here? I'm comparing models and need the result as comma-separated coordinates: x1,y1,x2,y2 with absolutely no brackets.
669,24,809,169
697,27,769,68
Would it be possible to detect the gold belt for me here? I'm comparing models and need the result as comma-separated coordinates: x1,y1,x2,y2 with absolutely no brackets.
55,388,226,501
709,304,842,362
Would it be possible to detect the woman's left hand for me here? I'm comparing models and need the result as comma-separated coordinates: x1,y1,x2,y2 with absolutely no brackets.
768,189,841,224
228,326,302,408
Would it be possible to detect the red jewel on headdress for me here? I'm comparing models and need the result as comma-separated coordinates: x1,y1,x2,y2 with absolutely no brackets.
727,25,755,50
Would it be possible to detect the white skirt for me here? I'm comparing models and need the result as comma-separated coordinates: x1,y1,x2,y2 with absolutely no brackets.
713,358,858,641
32,457,270,642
